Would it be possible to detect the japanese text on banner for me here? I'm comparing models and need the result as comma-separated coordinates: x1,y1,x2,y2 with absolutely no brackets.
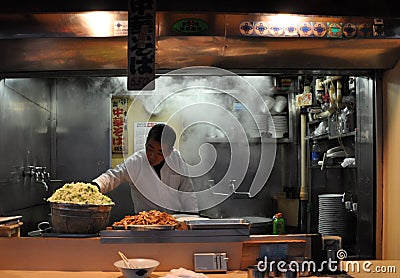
112,98,128,153
128,0,155,90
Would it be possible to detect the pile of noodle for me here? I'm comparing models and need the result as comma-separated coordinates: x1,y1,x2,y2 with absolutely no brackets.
47,182,114,205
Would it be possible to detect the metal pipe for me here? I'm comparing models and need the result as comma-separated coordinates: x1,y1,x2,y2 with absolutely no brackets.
300,114,308,233
300,114,308,201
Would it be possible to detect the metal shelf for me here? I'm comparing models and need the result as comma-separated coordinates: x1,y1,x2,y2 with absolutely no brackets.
305,131,356,141
206,136,292,144
309,165,357,169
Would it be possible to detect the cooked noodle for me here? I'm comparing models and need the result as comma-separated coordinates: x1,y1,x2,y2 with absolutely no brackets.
47,182,114,205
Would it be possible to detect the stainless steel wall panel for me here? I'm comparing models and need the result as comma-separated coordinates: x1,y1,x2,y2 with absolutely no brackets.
201,143,298,219
0,77,112,235
356,76,376,258
54,78,111,182
0,78,52,234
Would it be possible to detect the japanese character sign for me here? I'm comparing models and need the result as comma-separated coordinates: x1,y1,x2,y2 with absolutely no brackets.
128,0,156,90
112,98,128,153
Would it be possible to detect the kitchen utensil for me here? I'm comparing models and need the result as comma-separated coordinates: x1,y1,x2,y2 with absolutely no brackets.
50,202,113,234
184,218,250,230
241,216,273,234
114,258,160,278
27,221,52,237
118,251,136,268
128,224,176,231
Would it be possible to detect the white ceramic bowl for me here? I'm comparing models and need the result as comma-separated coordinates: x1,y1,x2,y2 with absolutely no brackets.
273,96,287,113
114,258,160,278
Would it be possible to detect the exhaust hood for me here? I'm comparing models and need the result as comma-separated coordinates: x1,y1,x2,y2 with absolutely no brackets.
1,11,400,77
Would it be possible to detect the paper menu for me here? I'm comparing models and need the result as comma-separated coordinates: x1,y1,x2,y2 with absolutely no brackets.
133,122,165,152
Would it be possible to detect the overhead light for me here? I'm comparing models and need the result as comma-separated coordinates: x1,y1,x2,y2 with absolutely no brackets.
81,12,114,37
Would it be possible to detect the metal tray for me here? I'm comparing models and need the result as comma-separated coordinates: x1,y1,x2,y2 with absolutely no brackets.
112,224,176,231
185,218,250,230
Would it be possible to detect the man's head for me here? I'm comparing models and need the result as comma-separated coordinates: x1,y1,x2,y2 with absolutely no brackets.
145,124,176,166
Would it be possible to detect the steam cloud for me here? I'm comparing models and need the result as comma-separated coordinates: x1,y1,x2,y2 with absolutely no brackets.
123,67,278,211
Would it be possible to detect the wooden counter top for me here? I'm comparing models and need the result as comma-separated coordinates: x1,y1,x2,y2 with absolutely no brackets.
0,270,248,278
1,261,399,277
3,235,396,277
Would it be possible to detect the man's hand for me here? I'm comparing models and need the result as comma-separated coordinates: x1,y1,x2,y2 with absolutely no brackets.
90,181,101,191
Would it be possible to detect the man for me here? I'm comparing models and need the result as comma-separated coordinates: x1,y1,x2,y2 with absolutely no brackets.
93,124,199,214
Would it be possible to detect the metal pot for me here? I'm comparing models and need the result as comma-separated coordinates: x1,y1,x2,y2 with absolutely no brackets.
242,216,273,234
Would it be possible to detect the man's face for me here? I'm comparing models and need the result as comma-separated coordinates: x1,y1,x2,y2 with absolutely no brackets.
145,138,172,166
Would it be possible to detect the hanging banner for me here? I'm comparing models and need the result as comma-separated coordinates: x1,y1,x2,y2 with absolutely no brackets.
127,0,156,91
112,98,128,154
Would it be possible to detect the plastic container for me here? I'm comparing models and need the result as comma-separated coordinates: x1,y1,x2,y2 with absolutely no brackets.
272,212,285,235
311,140,321,166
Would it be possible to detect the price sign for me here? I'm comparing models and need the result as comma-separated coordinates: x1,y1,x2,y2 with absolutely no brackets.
127,0,155,90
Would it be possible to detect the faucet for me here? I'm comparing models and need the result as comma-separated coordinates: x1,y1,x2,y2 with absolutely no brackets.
229,179,236,191
208,179,229,196
22,165,49,191
342,191,358,212
23,166,36,177
35,166,49,191
40,180,48,191
229,179,252,198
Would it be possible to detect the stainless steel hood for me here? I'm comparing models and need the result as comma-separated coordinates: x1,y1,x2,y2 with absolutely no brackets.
1,11,400,77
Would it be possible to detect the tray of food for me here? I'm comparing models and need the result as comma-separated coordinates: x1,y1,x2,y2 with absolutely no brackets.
184,218,250,230
127,224,176,231
112,210,178,231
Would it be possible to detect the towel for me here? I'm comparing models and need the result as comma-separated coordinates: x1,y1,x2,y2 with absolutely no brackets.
160,267,209,278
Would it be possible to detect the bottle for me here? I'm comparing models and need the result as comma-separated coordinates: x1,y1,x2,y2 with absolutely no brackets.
272,212,285,235
311,140,321,166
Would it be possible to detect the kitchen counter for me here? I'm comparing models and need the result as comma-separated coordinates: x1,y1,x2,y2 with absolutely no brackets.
1,261,399,277
1,236,397,277
0,270,248,278
0,234,313,272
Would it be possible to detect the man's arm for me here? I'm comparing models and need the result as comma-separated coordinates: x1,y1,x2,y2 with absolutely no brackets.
92,161,130,193
178,176,199,213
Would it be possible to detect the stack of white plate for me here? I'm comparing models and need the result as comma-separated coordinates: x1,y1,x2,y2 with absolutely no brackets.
247,114,267,138
318,194,346,237
267,115,288,138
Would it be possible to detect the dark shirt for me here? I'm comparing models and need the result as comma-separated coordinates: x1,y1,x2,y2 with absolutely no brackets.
152,160,165,179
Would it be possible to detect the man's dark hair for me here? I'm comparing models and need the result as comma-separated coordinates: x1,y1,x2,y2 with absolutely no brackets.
146,123,176,150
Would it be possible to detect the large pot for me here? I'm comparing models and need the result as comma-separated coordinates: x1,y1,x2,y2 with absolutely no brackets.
242,216,273,234
50,202,113,234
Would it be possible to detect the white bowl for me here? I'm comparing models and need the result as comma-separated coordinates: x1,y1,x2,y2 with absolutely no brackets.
261,96,275,113
114,258,160,278
273,96,287,113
